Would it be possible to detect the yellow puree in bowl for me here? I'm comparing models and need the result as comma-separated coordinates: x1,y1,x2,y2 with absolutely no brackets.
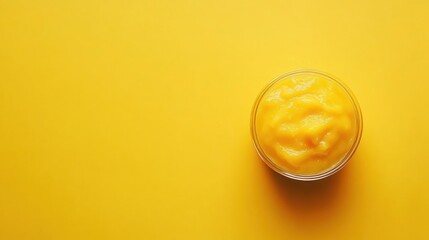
255,74,357,175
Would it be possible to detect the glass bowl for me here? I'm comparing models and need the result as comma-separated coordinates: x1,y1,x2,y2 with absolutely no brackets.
251,70,363,181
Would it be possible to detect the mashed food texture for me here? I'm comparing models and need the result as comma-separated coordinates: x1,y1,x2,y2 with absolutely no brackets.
255,73,358,175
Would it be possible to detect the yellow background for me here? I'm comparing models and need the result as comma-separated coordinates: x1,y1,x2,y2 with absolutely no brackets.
1,0,428,239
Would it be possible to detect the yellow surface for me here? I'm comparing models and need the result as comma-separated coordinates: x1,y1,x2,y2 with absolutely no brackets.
0,0,428,239
255,72,358,174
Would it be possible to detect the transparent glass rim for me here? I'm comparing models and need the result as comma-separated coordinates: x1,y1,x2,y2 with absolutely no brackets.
251,69,363,181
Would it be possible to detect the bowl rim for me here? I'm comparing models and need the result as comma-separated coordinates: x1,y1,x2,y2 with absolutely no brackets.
250,69,363,181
